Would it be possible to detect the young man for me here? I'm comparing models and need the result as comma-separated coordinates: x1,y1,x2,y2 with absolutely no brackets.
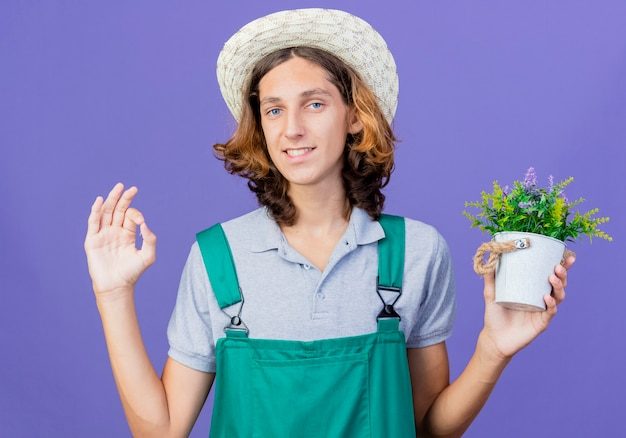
84,8,574,437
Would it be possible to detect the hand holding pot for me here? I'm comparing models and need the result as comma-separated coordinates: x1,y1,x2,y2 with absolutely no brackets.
478,255,575,360
84,182,157,297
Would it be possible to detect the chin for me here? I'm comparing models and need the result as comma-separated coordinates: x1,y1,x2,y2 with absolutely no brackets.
284,174,322,186
286,178,317,187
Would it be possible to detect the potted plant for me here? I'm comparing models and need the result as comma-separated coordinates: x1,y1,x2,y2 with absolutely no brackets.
463,167,612,311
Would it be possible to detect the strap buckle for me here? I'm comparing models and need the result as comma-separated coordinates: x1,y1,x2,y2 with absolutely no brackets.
376,276,402,321
223,286,249,334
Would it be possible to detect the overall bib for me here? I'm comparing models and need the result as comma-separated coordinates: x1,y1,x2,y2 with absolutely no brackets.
196,214,417,437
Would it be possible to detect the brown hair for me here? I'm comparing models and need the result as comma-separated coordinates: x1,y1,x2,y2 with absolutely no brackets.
213,46,397,226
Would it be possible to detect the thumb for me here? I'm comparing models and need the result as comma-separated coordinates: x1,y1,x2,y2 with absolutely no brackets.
138,221,157,264
483,270,496,304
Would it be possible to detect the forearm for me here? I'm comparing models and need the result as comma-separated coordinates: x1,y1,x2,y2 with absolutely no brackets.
96,287,171,437
423,330,512,438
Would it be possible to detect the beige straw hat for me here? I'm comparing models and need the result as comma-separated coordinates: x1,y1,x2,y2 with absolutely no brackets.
216,8,399,124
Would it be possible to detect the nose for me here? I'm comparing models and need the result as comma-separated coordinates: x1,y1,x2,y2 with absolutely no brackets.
284,108,305,140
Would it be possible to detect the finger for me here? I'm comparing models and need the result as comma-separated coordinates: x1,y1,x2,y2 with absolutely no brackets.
87,196,104,236
123,207,145,234
483,270,496,304
555,263,568,289
561,250,576,269
549,273,566,305
112,186,138,227
563,255,576,270
101,182,124,228
138,221,157,265
541,294,558,325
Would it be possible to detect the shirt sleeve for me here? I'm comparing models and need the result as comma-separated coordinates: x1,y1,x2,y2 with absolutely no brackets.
406,230,457,348
166,241,217,373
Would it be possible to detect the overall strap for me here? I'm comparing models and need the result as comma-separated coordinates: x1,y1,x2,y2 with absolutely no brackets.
376,214,406,325
377,214,405,290
196,223,242,309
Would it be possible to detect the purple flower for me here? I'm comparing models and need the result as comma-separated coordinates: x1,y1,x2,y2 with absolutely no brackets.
524,167,537,189
503,185,510,196
519,200,533,209
548,175,554,192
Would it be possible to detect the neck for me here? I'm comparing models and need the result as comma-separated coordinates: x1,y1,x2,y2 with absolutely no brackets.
283,179,351,237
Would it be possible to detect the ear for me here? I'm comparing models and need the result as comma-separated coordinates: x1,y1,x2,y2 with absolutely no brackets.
347,107,363,135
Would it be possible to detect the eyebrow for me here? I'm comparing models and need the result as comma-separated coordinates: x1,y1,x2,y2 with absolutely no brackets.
259,88,333,106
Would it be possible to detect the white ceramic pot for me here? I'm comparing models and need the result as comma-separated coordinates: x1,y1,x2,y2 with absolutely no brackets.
493,231,566,312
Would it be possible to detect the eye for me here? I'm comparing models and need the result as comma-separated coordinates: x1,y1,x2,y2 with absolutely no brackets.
266,108,281,117
309,102,324,110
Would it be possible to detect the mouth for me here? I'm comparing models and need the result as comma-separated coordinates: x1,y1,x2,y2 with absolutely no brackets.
283,147,316,158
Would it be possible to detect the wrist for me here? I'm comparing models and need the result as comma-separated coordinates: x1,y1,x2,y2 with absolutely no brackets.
94,285,135,306
477,329,514,365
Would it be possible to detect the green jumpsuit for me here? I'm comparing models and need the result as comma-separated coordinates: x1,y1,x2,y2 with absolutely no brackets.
196,213,417,437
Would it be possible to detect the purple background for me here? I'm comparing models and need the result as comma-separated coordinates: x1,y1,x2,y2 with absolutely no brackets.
2,1,624,436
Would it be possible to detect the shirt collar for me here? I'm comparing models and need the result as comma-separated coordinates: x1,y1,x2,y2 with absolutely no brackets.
250,205,385,253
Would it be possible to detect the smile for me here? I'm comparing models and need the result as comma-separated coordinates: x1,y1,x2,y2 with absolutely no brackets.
284,147,316,158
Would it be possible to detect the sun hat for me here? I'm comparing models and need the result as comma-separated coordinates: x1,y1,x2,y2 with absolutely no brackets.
216,8,399,124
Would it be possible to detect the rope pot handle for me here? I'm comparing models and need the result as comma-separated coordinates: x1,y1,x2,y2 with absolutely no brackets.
472,237,576,275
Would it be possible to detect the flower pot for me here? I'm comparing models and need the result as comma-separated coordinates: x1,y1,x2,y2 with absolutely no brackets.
493,231,566,312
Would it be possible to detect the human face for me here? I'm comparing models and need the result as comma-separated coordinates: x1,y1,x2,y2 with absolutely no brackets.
258,56,362,190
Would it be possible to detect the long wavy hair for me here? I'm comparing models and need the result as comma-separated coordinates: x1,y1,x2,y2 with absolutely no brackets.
213,46,397,226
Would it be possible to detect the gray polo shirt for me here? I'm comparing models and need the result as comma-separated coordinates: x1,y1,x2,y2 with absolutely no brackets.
167,205,456,373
